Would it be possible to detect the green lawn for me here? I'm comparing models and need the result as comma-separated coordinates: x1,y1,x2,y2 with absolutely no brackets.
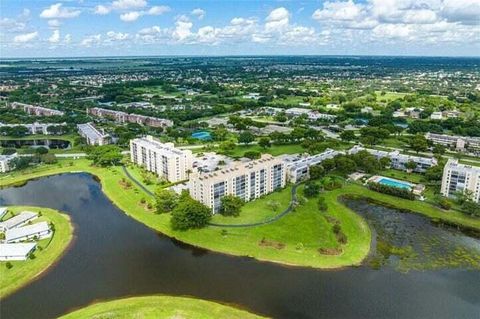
0,206,74,298
224,144,304,158
380,169,424,184
59,295,265,319
375,91,409,102
1,159,479,269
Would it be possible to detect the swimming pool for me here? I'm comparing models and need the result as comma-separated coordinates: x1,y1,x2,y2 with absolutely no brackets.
191,131,212,140
378,177,412,190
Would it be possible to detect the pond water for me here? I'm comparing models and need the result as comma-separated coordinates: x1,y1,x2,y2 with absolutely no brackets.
0,139,71,150
0,174,479,319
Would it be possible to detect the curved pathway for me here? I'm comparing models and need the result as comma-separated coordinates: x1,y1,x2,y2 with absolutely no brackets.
121,165,299,228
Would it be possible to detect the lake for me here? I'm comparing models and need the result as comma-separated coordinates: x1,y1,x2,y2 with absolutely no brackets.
0,173,479,319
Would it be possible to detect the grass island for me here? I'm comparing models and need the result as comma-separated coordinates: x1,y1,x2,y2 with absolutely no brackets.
0,206,74,298
59,295,265,319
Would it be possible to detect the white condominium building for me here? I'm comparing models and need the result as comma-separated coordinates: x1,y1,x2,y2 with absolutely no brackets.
10,102,64,116
425,132,480,154
188,154,286,213
130,136,193,183
77,122,111,146
281,149,340,183
441,159,480,203
0,153,17,173
348,146,437,173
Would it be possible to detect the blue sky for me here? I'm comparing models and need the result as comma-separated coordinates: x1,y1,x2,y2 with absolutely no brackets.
1,0,479,57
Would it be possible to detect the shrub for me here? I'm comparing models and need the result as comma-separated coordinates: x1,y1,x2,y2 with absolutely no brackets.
6,262,13,269
367,182,415,200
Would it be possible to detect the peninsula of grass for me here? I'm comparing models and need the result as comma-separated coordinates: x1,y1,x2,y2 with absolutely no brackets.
1,159,479,269
0,206,74,298
59,295,265,319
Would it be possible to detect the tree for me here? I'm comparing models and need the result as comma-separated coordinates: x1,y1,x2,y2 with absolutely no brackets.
304,182,320,197
244,151,261,159
258,137,271,149
409,134,428,153
425,165,443,181
317,197,328,212
171,194,211,230
405,161,417,172
238,131,255,145
87,145,123,166
267,200,280,212
432,144,445,155
309,164,325,180
219,140,236,153
379,157,391,168
340,130,355,142
35,147,49,155
220,195,244,216
155,189,179,214
40,153,57,164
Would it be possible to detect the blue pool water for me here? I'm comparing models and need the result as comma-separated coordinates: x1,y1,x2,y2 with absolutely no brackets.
378,178,412,190
191,131,212,140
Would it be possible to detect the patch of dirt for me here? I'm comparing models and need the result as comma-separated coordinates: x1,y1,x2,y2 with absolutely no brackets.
259,237,285,250
318,247,343,255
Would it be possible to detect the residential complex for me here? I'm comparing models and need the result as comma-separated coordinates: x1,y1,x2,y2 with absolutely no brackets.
280,149,340,183
285,108,336,121
0,243,37,261
441,159,480,203
348,146,437,173
188,154,286,213
0,122,66,135
0,153,17,173
5,221,52,243
0,211,38,231
426,132,480,154
88,107,173,128
130,135,193,183
10,102,64,116
77,122,111,146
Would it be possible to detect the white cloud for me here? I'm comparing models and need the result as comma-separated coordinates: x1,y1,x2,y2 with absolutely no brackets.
14,31,38,43
172,16,193,42
442,0,480,25
40,3,81,19
48,29,60,43
120,11,141,22
191,8,206,20
0,18,27,32
64,34,72,44
148,6,170,15
94,5,111,15
106,31,129,41
80,34,102,47
265,7,290,33
138,26,163,35
48,19,62,28
112,0,147,10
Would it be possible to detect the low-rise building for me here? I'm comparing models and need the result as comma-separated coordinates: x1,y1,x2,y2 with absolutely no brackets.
0,207,7,219
0,122,67,135
425,132,480,153
430,111,443,120
441,159,480,203
0,243,37,261
348,146,437,173
88,107,173,128
5,221,52,243
10,102,64,116
130,136,193,182
0,211,37,231
0,153,17,173
281,149,340,183
285,108,336,122
188,154,286,213
77,122,111,146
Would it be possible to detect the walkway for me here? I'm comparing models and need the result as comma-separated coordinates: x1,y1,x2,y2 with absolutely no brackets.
120,165,299,228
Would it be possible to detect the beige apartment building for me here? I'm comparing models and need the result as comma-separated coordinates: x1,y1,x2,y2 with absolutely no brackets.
130,136,193,183
188,154,286,213
441,159,480,203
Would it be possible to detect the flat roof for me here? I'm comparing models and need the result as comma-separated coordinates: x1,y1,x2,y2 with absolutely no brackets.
0,211,37,230
78,123,109,140
0,207,7,219
6,221,51,242
0,243,37,257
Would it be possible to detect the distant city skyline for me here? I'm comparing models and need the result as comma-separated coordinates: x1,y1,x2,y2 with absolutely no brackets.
1,0,479,58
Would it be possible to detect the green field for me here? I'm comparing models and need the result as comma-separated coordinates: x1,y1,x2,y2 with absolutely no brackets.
59,295,265,319
0,206,74,298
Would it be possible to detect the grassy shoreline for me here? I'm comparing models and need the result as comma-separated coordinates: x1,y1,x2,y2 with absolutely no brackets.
59,295,266,319
1,159,478,269
0,206,74,298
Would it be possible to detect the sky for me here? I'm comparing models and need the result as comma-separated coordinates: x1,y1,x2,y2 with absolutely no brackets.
0,0,479,58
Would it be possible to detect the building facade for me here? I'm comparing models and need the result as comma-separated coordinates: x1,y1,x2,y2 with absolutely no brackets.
0,153,17,173
0,122,66,135
425,132,480,154
130,136,193,183
348,146,437,173
282,149,340,183
441,159,480,203
77,122,111,146
88,107,173,128
10,102,64,116
188,154,286,213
